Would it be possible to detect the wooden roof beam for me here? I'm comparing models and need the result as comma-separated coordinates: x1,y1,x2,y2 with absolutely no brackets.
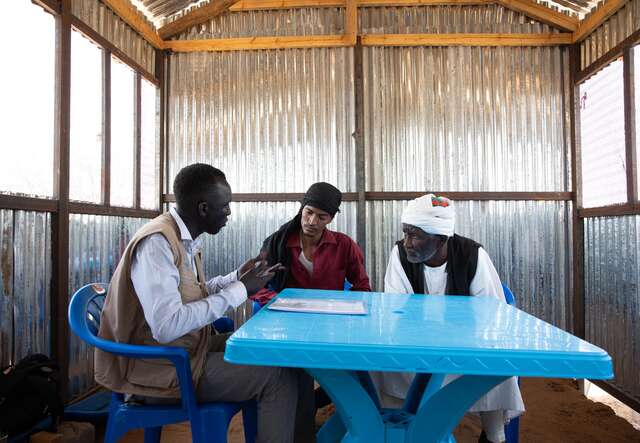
573,0,628,43
345,0,357,44
228,0,491,9
164,34,352,51
164,32,572,51
495,0,578,31
363,32,573,46
102,0,164,48
159,0,241,39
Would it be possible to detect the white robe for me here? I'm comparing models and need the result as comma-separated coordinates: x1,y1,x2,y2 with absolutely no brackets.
374,245,525,421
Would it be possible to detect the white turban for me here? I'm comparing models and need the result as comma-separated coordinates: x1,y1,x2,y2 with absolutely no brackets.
401,194,455,237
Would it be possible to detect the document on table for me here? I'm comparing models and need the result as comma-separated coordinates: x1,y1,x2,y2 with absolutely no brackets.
268,298,367,315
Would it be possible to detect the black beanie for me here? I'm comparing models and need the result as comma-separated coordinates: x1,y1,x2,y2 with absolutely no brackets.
302,182,342,216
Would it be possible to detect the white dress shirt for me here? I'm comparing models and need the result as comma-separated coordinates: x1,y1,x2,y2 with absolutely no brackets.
130,207,247,344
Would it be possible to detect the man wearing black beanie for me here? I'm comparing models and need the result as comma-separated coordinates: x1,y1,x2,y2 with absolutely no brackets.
254,182,371,303
252,182,371,442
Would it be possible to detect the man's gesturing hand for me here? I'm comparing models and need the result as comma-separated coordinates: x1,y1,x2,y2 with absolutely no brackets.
239,260,285,294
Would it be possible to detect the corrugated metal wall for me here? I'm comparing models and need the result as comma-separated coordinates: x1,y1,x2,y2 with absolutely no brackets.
169,5,554,40
367,201,571,328
168,48,355,193
68,214,146,396
363,43,571,327
580,0,640,69
0,210,52,368
71,0,156,74
585,216,640,400
0,210,11,367
364,45,569,192
175,8,344,39
167,6,572,330
359,5,558,34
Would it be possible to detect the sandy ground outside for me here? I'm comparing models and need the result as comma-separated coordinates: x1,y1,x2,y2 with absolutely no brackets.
106,378,640,443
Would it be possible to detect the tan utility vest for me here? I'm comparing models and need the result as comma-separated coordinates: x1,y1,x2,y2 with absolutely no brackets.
94,213,210,398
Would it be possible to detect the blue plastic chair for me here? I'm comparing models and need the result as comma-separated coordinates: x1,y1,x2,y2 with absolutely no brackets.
68,283,257,443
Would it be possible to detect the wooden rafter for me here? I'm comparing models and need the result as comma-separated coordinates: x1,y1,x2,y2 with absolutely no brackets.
228,0,490,10
164,35,351,51
102,0,164,48
345,0,357,44
573,0,628,43
164,32,571,50
363,32,573,46
359,0,489,4
158,0,240,39
495,0,578,31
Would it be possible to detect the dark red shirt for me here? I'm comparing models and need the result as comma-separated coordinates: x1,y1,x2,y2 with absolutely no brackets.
251,229,371,305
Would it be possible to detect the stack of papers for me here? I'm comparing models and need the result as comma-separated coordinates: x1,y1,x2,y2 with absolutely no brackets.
268,298,367,315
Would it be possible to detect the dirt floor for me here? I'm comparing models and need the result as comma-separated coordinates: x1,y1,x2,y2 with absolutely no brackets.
107,378,640,443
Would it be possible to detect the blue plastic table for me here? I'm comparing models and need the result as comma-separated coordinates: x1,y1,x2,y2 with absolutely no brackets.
225,289,613,443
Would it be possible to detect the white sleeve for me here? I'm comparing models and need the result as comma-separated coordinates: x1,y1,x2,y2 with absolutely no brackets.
203,273,247,320
384,245,414,294
131,234,247,344
206,270,244,296
468,247,505,302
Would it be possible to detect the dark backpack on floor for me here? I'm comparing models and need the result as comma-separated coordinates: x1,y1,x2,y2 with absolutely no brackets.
0,354,63,436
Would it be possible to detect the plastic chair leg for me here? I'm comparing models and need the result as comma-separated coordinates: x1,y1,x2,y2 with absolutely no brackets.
504,416,519,443
242,402,258,443
144,426,162,443
104,407,128,443
104,421,122,443
194,421,229,443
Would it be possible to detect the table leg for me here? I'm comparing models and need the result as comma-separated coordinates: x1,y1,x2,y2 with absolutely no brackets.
317,413,346,443
306,368,385,443
407,375,508,443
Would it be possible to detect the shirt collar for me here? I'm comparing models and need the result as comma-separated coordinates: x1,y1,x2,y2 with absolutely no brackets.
286,228,337,248
169,207,200,246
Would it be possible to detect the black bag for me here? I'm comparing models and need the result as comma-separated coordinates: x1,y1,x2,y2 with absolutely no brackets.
0,354,63,436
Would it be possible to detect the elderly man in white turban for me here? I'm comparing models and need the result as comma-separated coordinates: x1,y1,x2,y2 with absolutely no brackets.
380,194,525,443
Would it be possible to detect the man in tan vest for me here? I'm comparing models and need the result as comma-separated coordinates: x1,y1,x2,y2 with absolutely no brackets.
95,163,302,443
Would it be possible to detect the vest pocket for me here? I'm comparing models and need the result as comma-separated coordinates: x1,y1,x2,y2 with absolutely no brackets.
127,358,179,389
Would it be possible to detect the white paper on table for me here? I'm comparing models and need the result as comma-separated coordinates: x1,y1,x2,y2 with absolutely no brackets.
267,298,367,315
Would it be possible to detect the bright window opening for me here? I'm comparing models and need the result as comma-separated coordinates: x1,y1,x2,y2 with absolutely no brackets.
140,79,159,210
0,2,55,197
70,30,103,203
110,57,135,207
579,59,627,208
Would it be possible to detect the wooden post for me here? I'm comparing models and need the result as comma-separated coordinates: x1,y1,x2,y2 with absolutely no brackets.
135,73,142,208
102,50,112,205
157,50,166,212
569,43,585,339
354,37,366,253
623,47,638,203
52,0,72,400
